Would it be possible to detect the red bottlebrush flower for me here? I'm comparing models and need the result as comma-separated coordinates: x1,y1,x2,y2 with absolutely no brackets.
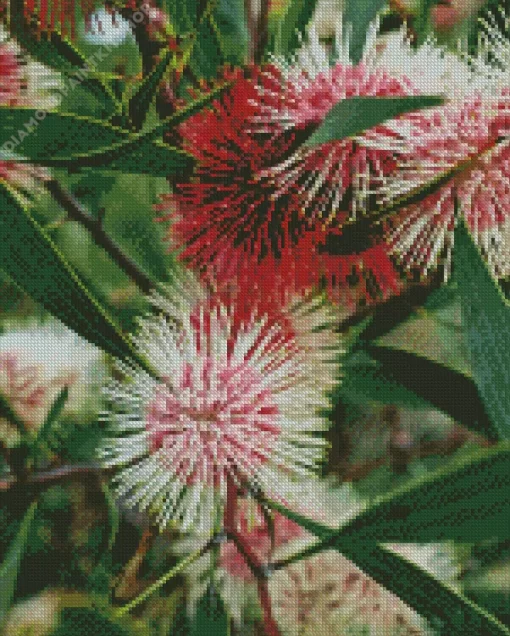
161,56,410,310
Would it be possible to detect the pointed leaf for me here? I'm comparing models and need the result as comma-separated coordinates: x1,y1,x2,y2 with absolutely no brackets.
0,109,193,177
275,0,319,57
335,541,510,635
454,219,510,440
343,0,387,63
128,49,176,130
0,502,38,627
339,443,510,542
0,182,153,374
303,95,443,148
19,82,230,176
34,387,69,454
366,345,498,440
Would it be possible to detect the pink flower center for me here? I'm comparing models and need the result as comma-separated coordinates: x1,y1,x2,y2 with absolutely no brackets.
146,357,282,487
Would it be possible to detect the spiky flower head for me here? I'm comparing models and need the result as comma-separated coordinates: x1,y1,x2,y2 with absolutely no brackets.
372,91,510,278
165,20,470,308
101,277,340,533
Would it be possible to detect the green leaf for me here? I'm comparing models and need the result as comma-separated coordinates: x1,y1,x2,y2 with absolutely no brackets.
0,182,152,374
334,540,510,635
21,82,230,177
128,49,176,130
365,345,498,440
339,443,510,542
267,447,510,634
0,392,27,436
343,0,387,63
0,109,194,177
303,95,443,148
33,387,69,458
340,349,433,410
454,219,510,440
190,587,229,636
10,29,119,117
0,502,38,627
51,608,130,636
275,0,319,57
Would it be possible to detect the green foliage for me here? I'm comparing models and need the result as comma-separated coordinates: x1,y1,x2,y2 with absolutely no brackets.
304,96,444,148
343,0,387,63
0,502,37,628
127,49,176,130
0,182,152,374
50,607,131,636
0,108,194,177
339,443,510,542
274,0,319,57
454,220,510,440
190,587,230,636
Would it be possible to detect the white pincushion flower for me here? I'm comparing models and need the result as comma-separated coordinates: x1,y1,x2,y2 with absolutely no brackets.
100,280,340,534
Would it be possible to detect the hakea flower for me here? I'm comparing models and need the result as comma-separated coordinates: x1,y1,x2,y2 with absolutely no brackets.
365,8,510,278
165,22,462,308
370,92,510,277
100,277,340,533
269,546,447,636
0,322,102,439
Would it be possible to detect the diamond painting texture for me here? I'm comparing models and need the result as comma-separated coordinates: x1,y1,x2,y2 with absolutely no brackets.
0,1,509,635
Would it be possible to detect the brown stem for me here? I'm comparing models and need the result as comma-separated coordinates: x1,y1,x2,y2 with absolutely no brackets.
0,463,108,491
224,478,281,636
44,179,155,294
245,0,270,64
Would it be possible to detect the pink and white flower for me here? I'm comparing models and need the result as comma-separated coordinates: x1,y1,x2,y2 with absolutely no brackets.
100,278,340,533
0,321,102,438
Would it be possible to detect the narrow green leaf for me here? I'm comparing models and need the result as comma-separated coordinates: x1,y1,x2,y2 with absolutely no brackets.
454,219,510,440
0,182,153,374
303,95,443,148
340,349,433,410
34,387,69,452
0,502,38,627
128,49,176,130
17,82,230,176
0,392,27,436
190,587,229,636
339,443,510,542
275,0,319,57
366,344,498,440
335,540,510,635
11,28,119,116
0,109,193,177
343,0,387,63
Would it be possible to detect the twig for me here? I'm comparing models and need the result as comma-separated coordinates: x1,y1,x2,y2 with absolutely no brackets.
44,179,155,294
224,478,281,636
0,463,106,491
245,0,270,64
